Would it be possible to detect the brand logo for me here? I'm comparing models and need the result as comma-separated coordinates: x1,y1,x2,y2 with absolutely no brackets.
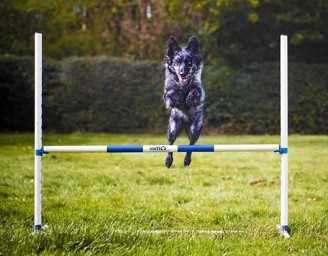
149,145,167,151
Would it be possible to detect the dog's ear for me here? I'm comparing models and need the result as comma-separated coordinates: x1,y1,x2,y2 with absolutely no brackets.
186,36,200,54
166,36,181,64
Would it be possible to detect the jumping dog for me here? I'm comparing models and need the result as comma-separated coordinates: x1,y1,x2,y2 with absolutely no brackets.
163,36,205,168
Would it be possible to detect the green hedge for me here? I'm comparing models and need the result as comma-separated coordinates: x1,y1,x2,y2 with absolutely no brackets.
0,56,327,133
48,57,166,132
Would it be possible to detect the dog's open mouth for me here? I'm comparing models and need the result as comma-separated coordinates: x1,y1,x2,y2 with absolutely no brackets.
180,75,190,86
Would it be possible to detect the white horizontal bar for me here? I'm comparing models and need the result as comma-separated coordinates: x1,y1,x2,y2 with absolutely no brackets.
43,144,279,153
44,146,107,152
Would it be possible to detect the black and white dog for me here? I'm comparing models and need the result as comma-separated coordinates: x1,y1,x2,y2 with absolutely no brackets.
163,36,204,168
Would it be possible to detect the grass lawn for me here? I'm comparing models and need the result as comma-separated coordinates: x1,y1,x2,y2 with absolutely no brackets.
0,133,327,255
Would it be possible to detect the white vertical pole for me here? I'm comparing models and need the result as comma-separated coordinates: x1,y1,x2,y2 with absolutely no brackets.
280,35,289,237
34,33,43,231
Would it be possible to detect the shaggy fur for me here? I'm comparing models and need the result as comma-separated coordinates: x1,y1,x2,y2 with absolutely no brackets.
163,36,205,168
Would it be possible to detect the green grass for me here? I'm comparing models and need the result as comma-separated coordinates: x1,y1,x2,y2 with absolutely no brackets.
1,133,328,255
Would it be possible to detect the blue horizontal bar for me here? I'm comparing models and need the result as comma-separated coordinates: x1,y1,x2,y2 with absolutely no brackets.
178,145,214,152
107,145,143,153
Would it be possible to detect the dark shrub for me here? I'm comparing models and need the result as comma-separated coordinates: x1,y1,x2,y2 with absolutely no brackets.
0,56,327,134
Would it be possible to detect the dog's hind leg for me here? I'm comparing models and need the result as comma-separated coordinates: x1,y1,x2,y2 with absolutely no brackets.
184,113,203,166
165,108,184,168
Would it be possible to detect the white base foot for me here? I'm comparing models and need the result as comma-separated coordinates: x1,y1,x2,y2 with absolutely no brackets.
33,224,48,233
277,225,291,238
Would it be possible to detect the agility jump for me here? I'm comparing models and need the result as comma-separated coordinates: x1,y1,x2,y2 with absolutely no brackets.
34,33,290,237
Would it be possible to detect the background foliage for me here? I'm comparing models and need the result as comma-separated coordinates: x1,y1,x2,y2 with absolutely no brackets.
1,0,327,133
1,0,328,63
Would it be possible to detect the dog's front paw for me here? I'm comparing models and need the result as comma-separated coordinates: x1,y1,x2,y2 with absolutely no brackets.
186,89,200,107
184,154,192,166
165,154,173,168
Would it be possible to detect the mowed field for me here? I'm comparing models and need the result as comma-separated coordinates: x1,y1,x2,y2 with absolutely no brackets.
0,133,327,255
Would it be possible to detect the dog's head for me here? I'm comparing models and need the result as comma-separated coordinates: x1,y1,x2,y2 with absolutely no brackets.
165,36,202,87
